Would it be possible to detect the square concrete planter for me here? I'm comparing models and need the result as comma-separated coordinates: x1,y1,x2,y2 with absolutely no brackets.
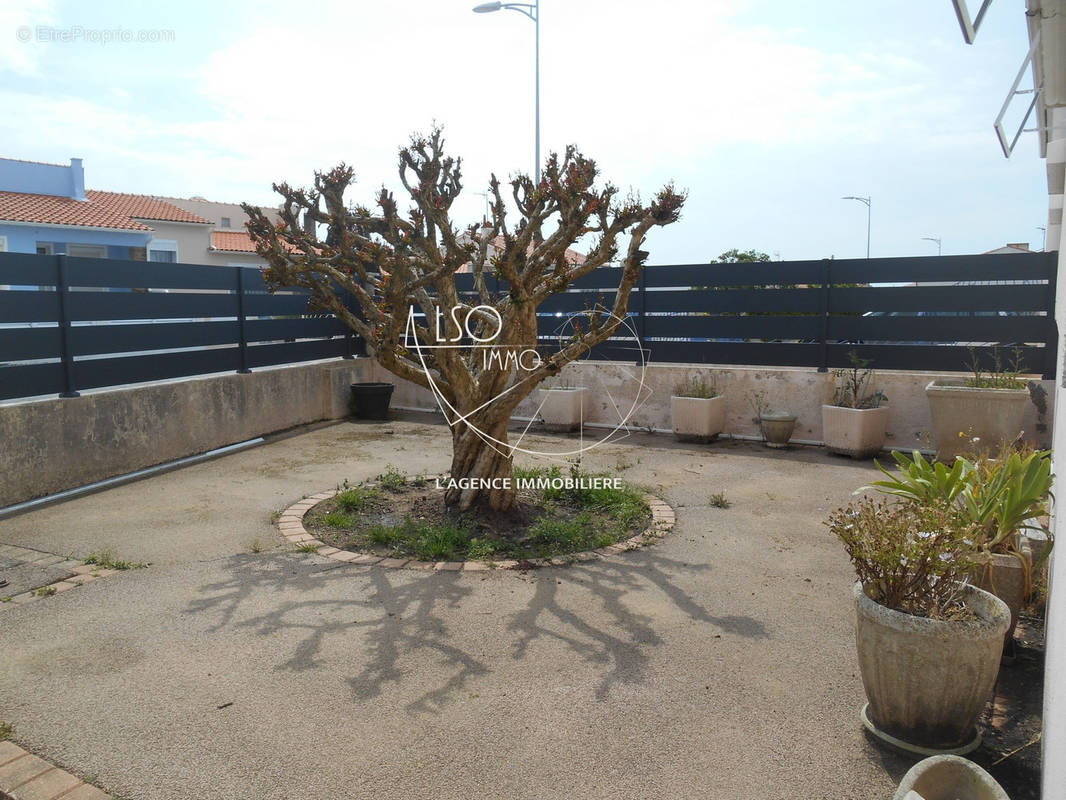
540,387,587,432
822,404,889,459
925,380,1029,462
671,395,726,443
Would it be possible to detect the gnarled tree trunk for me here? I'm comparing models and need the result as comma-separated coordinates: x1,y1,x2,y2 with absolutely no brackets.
445,416,516,512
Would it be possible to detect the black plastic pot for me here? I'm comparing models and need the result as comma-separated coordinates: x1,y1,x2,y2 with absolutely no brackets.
350,382,395,420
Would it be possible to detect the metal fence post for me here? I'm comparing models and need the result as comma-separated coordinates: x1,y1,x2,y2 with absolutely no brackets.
55,254,80,398
818,258,831,373
637,267,647,365
235,267,251,374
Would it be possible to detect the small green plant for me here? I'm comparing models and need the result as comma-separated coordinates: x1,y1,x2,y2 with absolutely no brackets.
673,373,718,399
964,346,1027,390
709,492,731,509
747,388,769,423
832,350,885,409
0,721,13,741
269,510,282,524
411,474,428,488
0,596,11,603
248,539,264,554
296,543,320,553
323,511,355,528
858,450,972,507
32,585,57,597
412,521,473,560
827,498,980,619
335,485,381,513
376,466,407,491
467,538,495,561
366,524,407,547
84,550,146,571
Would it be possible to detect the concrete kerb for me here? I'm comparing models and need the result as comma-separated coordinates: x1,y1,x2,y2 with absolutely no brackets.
277,490,676,571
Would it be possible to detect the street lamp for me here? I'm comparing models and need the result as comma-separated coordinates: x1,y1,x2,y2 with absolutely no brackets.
842,195,872,259
473,1,540,184
921,235,942,256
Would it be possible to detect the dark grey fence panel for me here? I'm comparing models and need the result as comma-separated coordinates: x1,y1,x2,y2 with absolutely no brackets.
74,349,242,391
0,326,61,361
0,289,59,323
67,291,235,322
73,321,240,356
0,363,64,399
65,257,234,290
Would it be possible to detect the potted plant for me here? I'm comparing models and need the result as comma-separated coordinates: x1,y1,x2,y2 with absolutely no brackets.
350,382,395,420
539,384,588,432
823,352,888,459
748,388,796,448
671,374,725,443
925,348,1032,462
859,446,1054,653
827,498,1010,755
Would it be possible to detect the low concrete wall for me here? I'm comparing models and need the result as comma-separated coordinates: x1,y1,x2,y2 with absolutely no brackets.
372,359,1055,451
0,359,372,508
2,356,1054,509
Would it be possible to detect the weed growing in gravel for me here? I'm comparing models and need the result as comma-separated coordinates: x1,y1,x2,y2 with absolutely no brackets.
0,721,12,741
709,492,732,508
84,550,147,570
296,543,321,553
376,466,407,491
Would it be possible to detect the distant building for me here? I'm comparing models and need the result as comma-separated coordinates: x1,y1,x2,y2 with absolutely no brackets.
0,157,273,267
983,242,1033,255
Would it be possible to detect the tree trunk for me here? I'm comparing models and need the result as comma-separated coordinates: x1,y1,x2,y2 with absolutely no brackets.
445,417,516,512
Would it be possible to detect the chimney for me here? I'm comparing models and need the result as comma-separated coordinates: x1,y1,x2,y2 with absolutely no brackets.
70,157,86,201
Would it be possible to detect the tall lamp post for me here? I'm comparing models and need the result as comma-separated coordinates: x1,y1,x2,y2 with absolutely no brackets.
921,235,942,256
842,195,872,259
473,1,540,184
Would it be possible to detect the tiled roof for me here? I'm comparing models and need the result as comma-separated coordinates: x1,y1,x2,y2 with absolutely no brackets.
211,230,258,252
87,191,211,224
0,190,152,230
0,189,211,231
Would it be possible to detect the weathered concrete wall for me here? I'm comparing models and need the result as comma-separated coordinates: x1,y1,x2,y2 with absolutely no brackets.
2,356,1054,509
0,359,372,507
372,360,1055,451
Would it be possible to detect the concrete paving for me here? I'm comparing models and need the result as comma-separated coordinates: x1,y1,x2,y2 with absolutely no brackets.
0,415,919,799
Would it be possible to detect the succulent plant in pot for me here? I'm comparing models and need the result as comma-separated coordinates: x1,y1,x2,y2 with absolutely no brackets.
827,498,1010,755
823,351,888,459
859,446,1054,651
671,374,725,443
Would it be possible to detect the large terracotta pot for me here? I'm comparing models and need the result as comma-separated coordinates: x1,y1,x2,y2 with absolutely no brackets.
925,380,1029,462
539,387,588,432
854,582,1009,755
822,404,889,459
671,395,726,443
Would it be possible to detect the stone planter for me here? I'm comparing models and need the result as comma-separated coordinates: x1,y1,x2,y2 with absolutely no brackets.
671,395,726,443
854,582,1009,755
891,755,1009,800
925,380,1029,462
540,387,587,432
972,546,1030,647
822,405,888,459
759,412,796,448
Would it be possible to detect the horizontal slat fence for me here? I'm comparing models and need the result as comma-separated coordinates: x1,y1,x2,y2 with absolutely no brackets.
0,253,361,400
0,250,1057,402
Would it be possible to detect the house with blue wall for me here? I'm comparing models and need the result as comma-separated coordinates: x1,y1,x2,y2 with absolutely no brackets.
0,157,211,260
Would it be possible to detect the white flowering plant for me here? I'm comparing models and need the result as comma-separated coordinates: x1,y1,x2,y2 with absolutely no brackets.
826,497,981,619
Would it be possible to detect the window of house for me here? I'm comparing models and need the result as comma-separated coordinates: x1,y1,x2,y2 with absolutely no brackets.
220,217,231,228
67,244,107,259
148,239,178,263
36,243,54,255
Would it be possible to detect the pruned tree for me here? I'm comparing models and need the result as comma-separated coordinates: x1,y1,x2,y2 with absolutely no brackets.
244,128,684,513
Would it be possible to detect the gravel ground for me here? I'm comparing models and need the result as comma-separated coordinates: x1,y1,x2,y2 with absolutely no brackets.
0,415,987,799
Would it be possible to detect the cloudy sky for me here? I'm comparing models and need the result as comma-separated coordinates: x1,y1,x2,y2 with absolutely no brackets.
0,0,1050,262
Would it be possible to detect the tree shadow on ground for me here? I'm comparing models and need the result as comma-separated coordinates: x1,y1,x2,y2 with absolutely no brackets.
187,548,768,713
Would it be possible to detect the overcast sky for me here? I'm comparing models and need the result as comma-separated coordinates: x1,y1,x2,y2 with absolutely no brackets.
0,0,1051,263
